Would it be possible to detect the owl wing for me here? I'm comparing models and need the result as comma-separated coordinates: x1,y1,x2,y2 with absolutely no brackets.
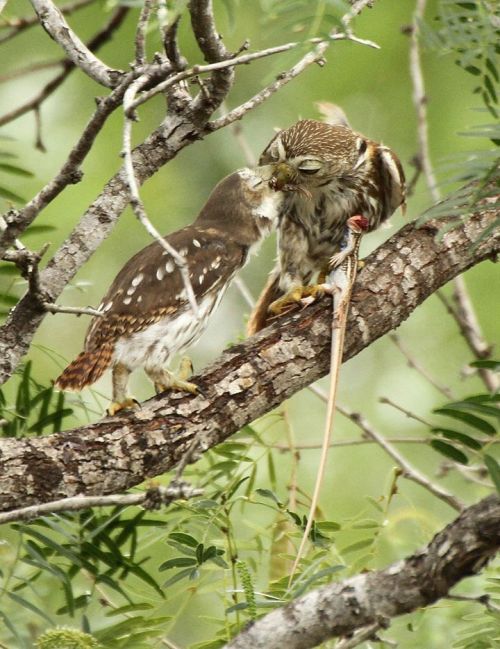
85,226,245,350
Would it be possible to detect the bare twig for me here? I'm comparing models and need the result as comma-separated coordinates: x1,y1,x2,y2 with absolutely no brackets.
409,0,439,203
134,0,153,66
188,0,234,119
335,622,385,649
2,244,50,306
379,396,433,427
122,77,200,318
161,10,186,70
389,333,455,399
233,276,256,310
447,593,500,613
29,0,123,87
0,482,203,525
338,403,464,512
130,42,300,111
43,303,103,317
209,41,329,131
0,0,94,44
0,6,129,128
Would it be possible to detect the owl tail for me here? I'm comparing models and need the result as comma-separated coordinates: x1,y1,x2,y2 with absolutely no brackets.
55,343,114,391
247,268,282,336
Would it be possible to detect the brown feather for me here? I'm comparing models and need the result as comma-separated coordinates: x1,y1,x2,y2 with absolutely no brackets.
247,271,281,336
55,342,114,391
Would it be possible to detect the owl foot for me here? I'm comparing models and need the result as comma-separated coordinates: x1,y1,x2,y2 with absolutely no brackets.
106,397,140,416
269,284,326,316
149,357,202,397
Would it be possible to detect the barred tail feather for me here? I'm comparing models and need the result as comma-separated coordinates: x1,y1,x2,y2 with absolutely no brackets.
247,269,282,336
55,344,114,391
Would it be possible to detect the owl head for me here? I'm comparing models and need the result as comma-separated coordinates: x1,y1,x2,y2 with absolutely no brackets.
259,119,367,191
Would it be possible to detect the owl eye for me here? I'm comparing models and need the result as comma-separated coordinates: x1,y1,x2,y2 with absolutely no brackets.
298,160,322,175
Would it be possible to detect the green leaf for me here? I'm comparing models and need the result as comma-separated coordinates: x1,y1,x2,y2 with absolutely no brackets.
56,593,91,615
431,428,483,450
162,566,195,587
445,400,500,421
226,476,250,500
434,408,496,435
0,185,26,203
255,488,282,505
0,162,33,177
430,440,469,464
469,360,500,372
8,592,53,624
105,602,155,616
24,224,57,235
168,532,199,548
484,455,500,494
340,538,373,554
159,556,197,571
28,408,73,432
292,565,344,598
315,520,341,532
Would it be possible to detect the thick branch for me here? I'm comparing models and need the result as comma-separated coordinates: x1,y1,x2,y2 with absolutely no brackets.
224,494,500,649
29,0,123,87
0,204,498,512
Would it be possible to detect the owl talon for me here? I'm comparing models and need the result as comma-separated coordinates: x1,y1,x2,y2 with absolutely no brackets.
106,398,140,416
269,284,327,316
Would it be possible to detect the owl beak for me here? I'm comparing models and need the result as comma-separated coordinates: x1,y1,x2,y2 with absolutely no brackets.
269,162,296,191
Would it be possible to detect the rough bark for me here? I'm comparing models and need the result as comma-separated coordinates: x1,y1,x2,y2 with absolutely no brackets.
224,494,500,649
0,203,498,513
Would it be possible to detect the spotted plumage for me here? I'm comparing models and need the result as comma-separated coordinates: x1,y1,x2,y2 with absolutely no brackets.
56,168,283,413
247,118,406,333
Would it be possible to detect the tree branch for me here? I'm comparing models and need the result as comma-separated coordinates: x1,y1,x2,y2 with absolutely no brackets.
29,0,124,87
0,6,129,129
223,494,500,649
0,0,95,45
0,202,498,512
188,0,234,120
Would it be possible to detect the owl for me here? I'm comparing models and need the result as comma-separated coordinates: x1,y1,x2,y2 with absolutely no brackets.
56,167,283,415
247,118,406,334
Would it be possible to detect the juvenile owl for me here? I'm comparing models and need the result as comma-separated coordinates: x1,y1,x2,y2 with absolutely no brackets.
56,167,283,414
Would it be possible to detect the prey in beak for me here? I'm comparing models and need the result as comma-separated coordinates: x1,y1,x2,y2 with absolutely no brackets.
269,163,312,199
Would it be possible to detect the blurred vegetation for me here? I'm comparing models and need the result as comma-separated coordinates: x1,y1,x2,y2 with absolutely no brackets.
0,0,499,647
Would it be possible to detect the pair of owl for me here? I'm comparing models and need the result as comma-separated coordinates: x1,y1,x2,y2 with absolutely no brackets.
56,118,406,415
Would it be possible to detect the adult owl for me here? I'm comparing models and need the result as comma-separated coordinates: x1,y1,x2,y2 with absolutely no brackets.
247,118,406,334
56,167,283,414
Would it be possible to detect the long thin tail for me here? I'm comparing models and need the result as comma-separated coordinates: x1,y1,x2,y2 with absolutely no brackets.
247,268,282,335
55,343,114,391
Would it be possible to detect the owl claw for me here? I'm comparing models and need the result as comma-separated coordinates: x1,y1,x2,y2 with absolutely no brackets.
269,284,327,316
106,397,140,416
